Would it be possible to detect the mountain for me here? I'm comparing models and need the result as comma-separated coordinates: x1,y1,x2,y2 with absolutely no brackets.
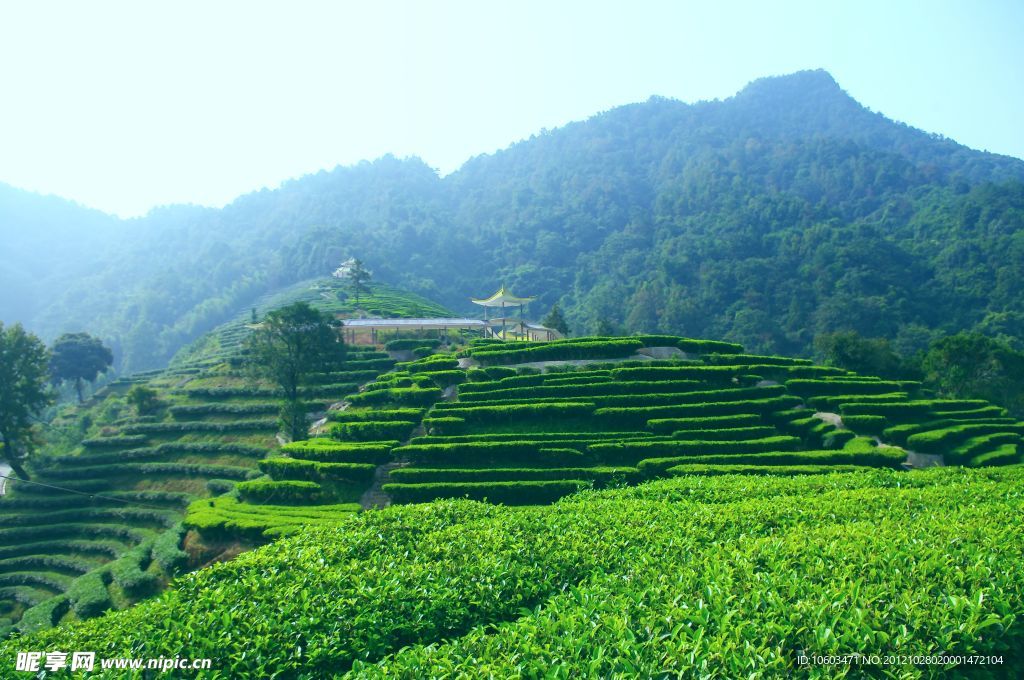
2,69,1024,371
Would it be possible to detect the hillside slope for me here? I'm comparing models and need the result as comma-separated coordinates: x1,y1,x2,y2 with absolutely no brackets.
0,284,449,637
3,69,1024,370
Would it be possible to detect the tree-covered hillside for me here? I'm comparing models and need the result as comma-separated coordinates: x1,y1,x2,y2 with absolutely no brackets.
3,69,1024,371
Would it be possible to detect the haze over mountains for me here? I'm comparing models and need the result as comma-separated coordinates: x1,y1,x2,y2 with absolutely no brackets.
2,69,1023,372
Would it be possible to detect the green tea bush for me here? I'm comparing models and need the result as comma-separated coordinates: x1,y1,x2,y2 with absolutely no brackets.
438,402,595,424
387,467,639,486
5,468,1024,677
666,463,869,476
66,570,112,619
151,524,188,575
258,458,376,484
588,436,801,465
394,441,587,467
704,353,812,366
122,419,278,434
329,420,416,442
906,423,1024,455
235,480,324,505
383,480,590,505
169,402,280,419
418,370,466,388
347,387,442,407
594,396,802,428
470,339,643,365
327,408,425,423
422,416,466,435
279,440,395,465
670,426,778,441
483,366,518,380
81,435,148,450
840,414,888,435
457,380,708,402
646,413,762,433
675,338,743,354
16,595,70,634
110,543,158,598
385,338,442,351
784,379,904,398
637,447,907,475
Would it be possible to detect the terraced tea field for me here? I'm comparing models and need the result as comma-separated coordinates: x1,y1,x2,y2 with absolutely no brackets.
4,467,1021,677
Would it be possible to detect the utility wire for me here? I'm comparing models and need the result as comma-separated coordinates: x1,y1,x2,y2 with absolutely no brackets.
0,473,177,511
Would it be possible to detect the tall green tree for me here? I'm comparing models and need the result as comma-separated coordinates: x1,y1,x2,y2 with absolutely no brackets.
348,259,372,304
50,332,114,403
922,333,1024,416
246,302,345,441
541,304,570,336
814,330,919,380
0,322,53,480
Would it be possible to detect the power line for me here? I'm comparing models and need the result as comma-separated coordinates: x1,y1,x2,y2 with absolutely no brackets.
0,474,176,511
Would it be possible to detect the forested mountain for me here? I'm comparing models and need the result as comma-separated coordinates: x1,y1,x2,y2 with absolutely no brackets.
3,69,1023,371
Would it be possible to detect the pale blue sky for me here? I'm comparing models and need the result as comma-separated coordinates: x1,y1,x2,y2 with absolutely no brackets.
0,0,1021,217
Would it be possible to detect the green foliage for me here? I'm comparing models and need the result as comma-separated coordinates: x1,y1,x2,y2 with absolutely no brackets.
388,467,639,486
814,330,919,380
394,441,588,467
540,304,570,335
384,338,442,351
66,570,112,619
922,332,1024,416
468,339,644,365
326,408,425,423
245,302,346,440
235,480,325,505
384,480,590,505
183,496,359,541
279,440,395,464
125,384,160,415
328,420,416,442
258,458,376,485
0,322,52,479
346,387,443,407
49,332,114,403
646,413,762,433
8,467,1024,677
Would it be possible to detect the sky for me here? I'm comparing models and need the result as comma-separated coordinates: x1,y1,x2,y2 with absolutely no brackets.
0,0,1021,218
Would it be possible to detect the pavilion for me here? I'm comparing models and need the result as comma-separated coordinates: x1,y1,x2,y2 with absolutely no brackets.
471,286,546,341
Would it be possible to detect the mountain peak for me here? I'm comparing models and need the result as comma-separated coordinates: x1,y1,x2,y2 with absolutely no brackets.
734,69,848,104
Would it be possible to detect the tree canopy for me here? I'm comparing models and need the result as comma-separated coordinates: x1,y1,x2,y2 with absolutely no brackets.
245,302,345,441
0,322,53,479
50,332,114,403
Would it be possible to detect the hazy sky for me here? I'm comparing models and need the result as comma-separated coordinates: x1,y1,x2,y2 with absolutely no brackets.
1,0,1021,218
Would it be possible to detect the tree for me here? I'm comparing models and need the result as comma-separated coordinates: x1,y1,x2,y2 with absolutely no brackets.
814,330,919,380
541,304,570,335
348,259,372,304
0,322,53,480
922,333,1024,416
50,332,114,403
246,302,345,441
126,384,161,415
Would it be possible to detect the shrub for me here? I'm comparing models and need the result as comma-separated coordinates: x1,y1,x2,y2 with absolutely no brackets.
967,445,1021,467
667,464,869,477
457,379,708,402
946,433,1022,466
839,401,933,419
469,339,644,365
279,440,395,464
81,435,149,450
784,379,904,398
169,402,280,419
258,458,376,484
670,426,778,441
466,368,490,382
588,436,801,465
396,357,460,373
385,338,442,351
422,416,466,435
393,441,588,467
327,408,425,423
483,367,518,380
906,423,1024,455
121,419,278,434
676,338,743,354
437,402,595,424
646,414,762,433
16,595,71,634
418,370,467,388
594,396,802,428
841,414,888,435
704,353,812,366
384,480,589,505
152,524,189,575
67,570,113,619
347,387,442,407
235,480,324,505
387,467,640,485
206,479,238,495
329,420,417,442
609,366,738,382
110,544,158,599
637,447,907,475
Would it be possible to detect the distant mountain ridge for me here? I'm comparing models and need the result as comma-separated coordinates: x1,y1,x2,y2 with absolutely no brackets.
2,69,1023,371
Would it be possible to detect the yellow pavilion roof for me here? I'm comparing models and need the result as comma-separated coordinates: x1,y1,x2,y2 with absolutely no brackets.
471,286,535,307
